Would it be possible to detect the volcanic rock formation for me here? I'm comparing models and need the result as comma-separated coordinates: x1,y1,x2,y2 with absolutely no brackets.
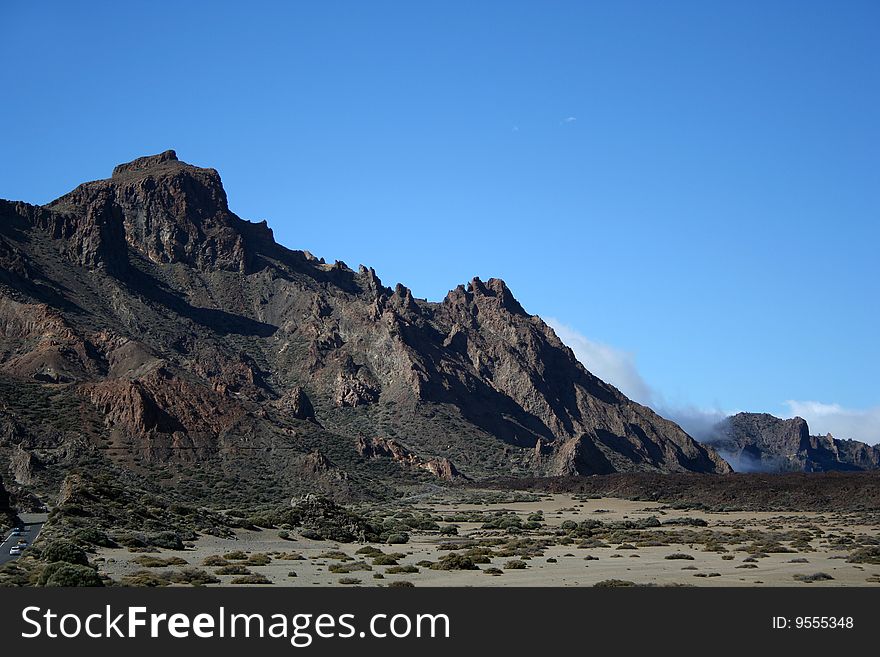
0,151,729,504
705,412,879,472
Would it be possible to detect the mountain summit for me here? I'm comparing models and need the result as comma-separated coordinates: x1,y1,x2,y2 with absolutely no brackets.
0,152,729,503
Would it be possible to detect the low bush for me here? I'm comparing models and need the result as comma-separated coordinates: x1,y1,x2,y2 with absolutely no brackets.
793,572,834,583
39,563,103,587
133,556,188,568
385,565,419,574
216,565,252,576
202,555,229,567
329,561,372,574
40,541,89,566
372,554,398,566
594,579,637,587
168,569,220,586
230,574,272,585
430,553,478,571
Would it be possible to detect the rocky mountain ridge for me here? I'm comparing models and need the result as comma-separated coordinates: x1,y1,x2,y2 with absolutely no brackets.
705,412,879,473
0,151,729,505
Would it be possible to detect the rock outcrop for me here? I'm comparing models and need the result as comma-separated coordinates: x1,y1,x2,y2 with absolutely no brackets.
47,150,273,273
354,436,465,480
705,412,880,472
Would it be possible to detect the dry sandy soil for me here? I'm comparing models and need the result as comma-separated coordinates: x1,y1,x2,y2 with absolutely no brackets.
93,493,880,587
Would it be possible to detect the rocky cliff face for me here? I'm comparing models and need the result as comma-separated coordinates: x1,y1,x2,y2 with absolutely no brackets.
706,412,879,472
0,151,729,504
47,150,274,273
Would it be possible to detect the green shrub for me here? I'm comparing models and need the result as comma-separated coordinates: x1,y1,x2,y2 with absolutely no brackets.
224,551,249,561
385,533,409,545
387,580,414,588
372,554,399,566
665,553,695,560
146,532,184,550
793,572,834,583
317,550,351,561
202,555,229,567
430,553,478,571
329,561,372,574
40,563,103,587
847,547,880,564
230,574,272,585
40,541,89,566
338,577,361,585
168,569,220,586
73,528,116,548
120,570,170,587
385,565,419,574
133,556,188,568
216,565,252,576
594,579,637,587
503,560,527,570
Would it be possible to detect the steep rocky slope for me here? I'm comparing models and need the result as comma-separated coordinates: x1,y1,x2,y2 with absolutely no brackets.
0,151,729,504
706,412,879,472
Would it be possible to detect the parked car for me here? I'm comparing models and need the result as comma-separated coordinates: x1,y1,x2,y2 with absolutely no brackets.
9,546,21,556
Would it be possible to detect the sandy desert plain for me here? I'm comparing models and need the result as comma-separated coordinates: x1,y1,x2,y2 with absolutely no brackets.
92,491,880,587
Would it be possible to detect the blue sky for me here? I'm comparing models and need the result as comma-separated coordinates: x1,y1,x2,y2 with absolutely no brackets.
2,1,878,442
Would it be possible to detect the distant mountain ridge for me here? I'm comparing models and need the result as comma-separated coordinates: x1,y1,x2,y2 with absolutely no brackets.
0,151,729,505
705,412,879,472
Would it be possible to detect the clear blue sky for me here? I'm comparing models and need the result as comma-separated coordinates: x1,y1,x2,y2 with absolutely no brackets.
1,1,878,440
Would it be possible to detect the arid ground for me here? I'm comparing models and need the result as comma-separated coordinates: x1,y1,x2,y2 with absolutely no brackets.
93,491,880,587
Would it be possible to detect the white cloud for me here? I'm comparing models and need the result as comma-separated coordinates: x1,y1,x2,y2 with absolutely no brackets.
546,318,652,404
784,400,880,445
547,318,880,448
562,116,577,124
660,406,729,443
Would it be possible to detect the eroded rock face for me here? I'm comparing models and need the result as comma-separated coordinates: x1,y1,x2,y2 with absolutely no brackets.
0,199,128,275
272,386,316,421
10,444,39,486
355,436,465,480
48,150,273,273
0,150,731,505
705,412,880,472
